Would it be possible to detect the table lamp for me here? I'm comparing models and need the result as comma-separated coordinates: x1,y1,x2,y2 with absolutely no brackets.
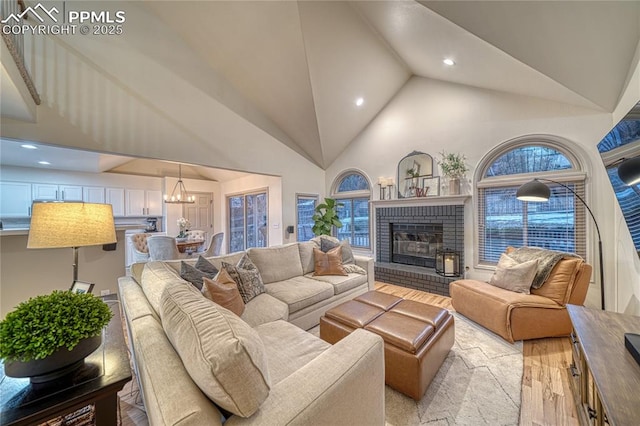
27,202,117,285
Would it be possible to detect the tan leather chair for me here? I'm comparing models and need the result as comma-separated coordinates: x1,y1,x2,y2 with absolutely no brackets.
451,255,591,342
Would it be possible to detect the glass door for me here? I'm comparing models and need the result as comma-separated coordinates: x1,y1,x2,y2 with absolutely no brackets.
228,191,268,252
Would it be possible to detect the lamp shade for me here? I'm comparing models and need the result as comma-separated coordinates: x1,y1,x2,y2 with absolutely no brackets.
27,202,116,249
516,179,551,202
618,156,640,186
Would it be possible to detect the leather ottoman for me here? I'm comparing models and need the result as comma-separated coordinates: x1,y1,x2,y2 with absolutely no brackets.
320,291,455,400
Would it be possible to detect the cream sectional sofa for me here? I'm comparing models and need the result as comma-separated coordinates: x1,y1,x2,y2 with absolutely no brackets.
118,241,385,425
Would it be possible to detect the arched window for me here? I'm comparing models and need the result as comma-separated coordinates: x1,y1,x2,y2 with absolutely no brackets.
331,170,371,248
476,137,587,265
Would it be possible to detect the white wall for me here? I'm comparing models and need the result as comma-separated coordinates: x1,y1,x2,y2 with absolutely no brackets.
327,75,636,312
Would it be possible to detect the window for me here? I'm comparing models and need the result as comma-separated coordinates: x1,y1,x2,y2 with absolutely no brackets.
331,171,371,248
598,118,640,254
228,191,268,252
477,138,587,265
296,194,318,242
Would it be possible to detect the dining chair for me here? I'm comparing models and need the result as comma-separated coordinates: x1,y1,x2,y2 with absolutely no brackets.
148,235,183,261
130,233,150,263
203,232,224,257
185,230,207,252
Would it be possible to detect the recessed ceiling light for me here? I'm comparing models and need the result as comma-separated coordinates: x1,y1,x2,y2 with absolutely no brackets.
443,58,455,66
38,161,50,165
355,97,364,107
21,144,37,149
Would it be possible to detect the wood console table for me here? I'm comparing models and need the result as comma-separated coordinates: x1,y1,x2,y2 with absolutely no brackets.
567,304,640,425
0,297,132,425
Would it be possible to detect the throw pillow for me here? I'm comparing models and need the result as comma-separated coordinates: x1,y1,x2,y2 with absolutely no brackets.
320,238,355,265
195,255,219,275
201,268,245,317
160,283,270,417
180,261,216,290
222,254,266,303
342,263,367,275
313,246,347,276
488,253,539,294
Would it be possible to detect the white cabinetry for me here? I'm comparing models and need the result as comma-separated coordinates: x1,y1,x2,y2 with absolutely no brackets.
0,182,32,217
125,189,163,216
106,188,125,217
32,184,83,201
83,186,105,203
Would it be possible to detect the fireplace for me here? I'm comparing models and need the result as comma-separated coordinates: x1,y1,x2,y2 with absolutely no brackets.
392,223,443,268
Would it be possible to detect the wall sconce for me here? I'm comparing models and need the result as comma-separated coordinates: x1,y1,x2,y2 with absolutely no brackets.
435,249,461,277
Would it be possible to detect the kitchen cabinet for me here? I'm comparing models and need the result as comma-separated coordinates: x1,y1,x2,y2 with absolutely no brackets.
0,182,32,217
32,184,83,201
106,188,125,217
125,189,163,216
83,186,105,203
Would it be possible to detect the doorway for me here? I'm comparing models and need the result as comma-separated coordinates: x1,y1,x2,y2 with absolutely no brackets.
183,192,214,244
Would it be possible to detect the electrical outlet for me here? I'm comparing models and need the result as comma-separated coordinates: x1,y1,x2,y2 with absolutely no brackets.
100,289,111,296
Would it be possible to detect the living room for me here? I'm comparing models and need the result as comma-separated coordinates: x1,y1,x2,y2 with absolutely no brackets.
1,1,640,425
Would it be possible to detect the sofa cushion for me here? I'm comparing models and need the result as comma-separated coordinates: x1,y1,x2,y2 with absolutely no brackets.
180,261,216,290
531,257,583,305
195,255,219,275
313,247,347,276
320,238,355,265
141,262,188,315
298,241,317,275
241,293,289,327
164,252,246,276
488,253,538,294
308,273,368,295
253,320,330,385
247,243,303,284
264,276,334,313
201,269,245,317
160,283,271,418
222,254,266,303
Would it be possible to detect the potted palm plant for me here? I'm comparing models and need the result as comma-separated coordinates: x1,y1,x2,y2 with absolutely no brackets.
312,198,343,236
437,151,469,195
0,290,113,383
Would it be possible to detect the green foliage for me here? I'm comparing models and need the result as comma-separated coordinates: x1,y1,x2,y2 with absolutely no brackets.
0,290,113,362
438,151,469,179
406,168,420,178
312,198,344,236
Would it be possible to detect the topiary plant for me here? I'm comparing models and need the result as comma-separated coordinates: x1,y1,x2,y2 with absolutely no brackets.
312,198,344,236
0,290,113,362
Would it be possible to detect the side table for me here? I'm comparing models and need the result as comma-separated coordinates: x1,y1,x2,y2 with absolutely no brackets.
0,296,132,426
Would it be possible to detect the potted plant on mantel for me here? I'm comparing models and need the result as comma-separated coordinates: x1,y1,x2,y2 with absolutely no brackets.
0,290,113,383
437,151,469,195
312,198,343,236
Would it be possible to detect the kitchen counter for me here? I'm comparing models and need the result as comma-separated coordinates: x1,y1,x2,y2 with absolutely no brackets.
0,225,147,237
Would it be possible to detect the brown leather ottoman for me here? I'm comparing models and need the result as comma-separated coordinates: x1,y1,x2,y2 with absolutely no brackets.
320,290,454,400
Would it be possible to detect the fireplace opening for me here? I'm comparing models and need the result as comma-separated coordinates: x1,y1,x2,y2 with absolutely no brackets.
392,223,443,268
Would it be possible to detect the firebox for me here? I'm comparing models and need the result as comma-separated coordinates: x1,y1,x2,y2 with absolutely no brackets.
391,223,443,268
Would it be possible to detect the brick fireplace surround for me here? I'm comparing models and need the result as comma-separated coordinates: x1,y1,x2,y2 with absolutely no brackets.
372,196,468,296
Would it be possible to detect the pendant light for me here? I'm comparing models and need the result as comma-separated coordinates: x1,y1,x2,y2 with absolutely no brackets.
164,164,195,204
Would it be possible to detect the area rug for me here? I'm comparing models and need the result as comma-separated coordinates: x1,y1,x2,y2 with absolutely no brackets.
384,312,523,426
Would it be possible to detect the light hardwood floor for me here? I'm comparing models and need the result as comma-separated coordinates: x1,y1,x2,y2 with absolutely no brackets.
117,282,579,426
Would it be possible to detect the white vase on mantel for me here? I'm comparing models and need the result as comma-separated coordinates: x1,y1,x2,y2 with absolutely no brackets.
449,178,460,195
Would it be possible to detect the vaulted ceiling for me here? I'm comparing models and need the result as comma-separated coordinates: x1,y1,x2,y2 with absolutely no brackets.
140,0,640,169
2,1,640,172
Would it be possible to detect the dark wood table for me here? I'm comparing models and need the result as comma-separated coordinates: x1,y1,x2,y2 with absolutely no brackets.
0,296,132,426
176,239,205,253
567,304,640,425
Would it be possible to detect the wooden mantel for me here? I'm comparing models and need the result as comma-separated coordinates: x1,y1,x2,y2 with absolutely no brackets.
370,195,470,208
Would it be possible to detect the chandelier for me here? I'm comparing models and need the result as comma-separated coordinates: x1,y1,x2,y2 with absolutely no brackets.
164,164,195,204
